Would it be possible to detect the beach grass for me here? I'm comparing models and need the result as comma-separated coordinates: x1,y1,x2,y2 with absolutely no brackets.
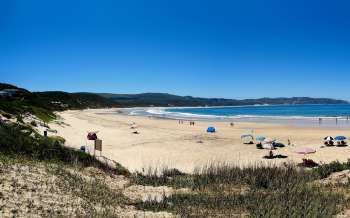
133,163,348,217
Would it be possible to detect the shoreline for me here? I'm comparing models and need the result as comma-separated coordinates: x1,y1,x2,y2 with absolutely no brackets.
121,107,350,130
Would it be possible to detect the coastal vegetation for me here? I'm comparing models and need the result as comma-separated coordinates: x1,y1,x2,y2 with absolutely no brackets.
0,83,119,122
0,121,134,216
132,162,350,217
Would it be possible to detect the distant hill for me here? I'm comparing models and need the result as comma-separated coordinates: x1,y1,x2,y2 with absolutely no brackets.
98,93,349,107
0,83,119,122
0,83,348,122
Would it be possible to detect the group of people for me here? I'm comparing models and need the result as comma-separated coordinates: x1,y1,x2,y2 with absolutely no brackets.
178,119,196,126
130,122,139,134
324,140,347,146
318,116,350,125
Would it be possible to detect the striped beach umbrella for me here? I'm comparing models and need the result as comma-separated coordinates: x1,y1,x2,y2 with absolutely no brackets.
324,136,334,141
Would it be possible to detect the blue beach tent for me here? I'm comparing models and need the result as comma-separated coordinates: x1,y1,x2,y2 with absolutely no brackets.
335,136,347,141
207,127,216,133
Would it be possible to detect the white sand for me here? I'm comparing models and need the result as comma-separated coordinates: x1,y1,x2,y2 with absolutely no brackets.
50,109,350,173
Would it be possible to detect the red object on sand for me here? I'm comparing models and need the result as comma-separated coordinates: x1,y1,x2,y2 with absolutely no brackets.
87,132,98,140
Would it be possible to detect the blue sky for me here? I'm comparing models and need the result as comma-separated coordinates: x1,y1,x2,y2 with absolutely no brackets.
1,0,350,99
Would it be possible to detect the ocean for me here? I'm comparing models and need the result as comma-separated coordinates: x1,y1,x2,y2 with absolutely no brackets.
127,104,350,128
166,104,350,118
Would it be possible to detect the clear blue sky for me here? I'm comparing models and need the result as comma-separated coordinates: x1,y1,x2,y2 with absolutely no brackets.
1,0,350,99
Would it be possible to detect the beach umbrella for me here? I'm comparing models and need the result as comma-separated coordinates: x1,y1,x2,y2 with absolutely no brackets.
130,124,138,129
335,136,346,141
241,134,254,140
241,135,254,145
263,138,275,144
295,147,316,155
241,134,254,144
262,143,274,150
256,136,266,142
324,136,334,141
87,131,99,140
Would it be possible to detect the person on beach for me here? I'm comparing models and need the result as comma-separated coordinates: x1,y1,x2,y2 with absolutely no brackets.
318,118,322,125
230,122,234,127
336,118,338,125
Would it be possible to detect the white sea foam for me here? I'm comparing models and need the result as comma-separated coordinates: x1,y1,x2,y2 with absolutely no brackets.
125,107,350,121
145,108,223,119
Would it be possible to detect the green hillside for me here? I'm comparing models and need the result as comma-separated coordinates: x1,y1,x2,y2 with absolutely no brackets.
0,83,119,122
98,93,348,107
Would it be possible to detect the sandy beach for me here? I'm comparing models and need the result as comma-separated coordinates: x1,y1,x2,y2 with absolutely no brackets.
51,108,350,173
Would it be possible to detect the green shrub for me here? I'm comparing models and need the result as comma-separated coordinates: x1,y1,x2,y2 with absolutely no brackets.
49,135,65,144
0,122,128,175
1,112,12,119
16,114,23,123
30,120,37,127
132,167,193,188
313,161,350,179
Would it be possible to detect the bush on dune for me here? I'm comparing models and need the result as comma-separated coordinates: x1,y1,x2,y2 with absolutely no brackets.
0,122,130,176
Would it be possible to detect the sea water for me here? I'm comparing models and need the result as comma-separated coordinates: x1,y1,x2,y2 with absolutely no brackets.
166,104,350,119
126,104,350,128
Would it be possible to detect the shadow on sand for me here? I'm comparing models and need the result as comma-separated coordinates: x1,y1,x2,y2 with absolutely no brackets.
263,154,288,159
